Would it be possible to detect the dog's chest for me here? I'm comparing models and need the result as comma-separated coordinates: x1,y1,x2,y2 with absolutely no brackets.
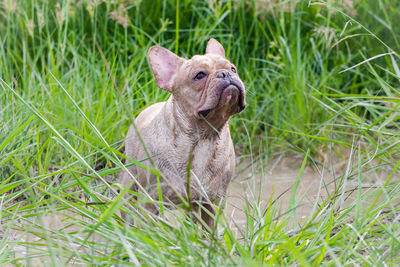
169,133,231,183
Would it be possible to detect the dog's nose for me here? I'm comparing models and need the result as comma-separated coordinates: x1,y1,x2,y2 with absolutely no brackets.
216,70,230,79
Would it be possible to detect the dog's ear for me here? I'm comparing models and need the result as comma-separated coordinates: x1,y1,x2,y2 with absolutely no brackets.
148,46,185,92
206,38,225,58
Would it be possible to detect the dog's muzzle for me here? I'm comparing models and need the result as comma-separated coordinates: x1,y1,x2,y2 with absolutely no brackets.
198,70,246,118
216,70,246,110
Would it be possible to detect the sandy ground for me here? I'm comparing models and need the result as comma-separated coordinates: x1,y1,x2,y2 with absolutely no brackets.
225,155,389,235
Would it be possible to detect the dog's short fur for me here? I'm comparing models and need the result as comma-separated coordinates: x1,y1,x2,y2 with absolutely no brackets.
120,39,246,228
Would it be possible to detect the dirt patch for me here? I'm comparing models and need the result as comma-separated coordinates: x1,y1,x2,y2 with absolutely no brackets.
225,155,390,234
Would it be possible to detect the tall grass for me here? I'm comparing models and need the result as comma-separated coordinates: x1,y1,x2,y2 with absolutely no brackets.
1,0,400,265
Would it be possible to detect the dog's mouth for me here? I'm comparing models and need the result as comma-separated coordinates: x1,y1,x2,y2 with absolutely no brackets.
198,82,246,118
198,108,213,118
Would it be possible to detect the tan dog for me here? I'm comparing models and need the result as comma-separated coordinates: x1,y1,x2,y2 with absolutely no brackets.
120,39,246,228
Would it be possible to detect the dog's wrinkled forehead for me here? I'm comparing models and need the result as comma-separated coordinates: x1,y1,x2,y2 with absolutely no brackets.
181,54,232,73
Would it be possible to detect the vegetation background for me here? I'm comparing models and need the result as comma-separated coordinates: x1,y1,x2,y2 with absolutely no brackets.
1,0,399,265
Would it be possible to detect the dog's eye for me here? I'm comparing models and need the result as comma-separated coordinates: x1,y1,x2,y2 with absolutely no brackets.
231,66,237,73
194,72,207,80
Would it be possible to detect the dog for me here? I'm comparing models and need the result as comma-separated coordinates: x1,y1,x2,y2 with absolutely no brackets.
120,38,246,229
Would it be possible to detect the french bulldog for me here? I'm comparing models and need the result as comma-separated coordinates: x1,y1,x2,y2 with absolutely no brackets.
120,38,246,228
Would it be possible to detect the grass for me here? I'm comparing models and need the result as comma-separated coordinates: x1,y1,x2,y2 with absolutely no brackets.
1,0,400,265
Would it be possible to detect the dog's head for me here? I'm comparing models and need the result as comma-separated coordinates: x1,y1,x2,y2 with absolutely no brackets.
148,39,246,127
